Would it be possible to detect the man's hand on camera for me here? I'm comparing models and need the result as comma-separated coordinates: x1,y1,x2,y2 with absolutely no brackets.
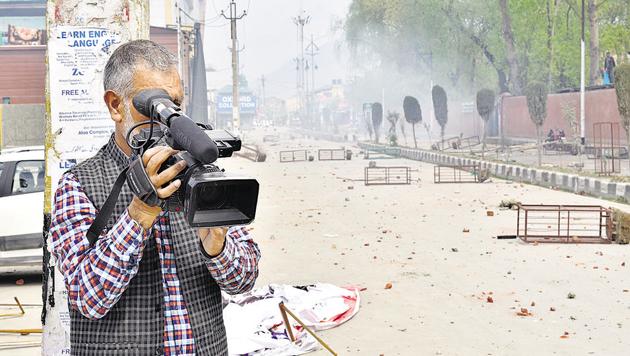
198,227,228,257
128,146,187,230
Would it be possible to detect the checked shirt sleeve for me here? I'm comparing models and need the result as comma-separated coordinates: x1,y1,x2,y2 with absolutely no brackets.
49,172,151,319
203,226,260,295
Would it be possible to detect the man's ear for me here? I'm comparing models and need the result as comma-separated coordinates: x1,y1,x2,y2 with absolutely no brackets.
104,90,124,123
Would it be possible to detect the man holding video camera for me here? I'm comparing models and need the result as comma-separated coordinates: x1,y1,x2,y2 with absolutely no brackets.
49,40,260,355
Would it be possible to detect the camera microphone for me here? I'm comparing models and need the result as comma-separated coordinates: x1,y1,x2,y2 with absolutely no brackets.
132,88,218,164
169,115,218,164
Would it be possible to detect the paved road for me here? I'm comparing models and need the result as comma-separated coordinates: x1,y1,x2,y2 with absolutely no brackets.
5,128,630,355
0,273,42,356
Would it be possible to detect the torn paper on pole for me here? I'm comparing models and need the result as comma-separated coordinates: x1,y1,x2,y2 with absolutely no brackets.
223,283,361,355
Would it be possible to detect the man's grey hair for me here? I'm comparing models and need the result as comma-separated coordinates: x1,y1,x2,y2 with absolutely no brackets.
103,39,177,98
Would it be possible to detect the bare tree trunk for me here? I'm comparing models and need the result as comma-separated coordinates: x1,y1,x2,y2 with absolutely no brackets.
537,125,543,166
588,0,600,85
400,120,408,146
482,121,486,159
412,123,417,149
546,0,559,87
499,0,524,95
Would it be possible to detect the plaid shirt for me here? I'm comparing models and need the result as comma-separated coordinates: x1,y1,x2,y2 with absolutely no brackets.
50,172,260,355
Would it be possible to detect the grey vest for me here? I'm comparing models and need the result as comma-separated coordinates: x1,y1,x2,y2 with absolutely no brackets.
68,136,227,355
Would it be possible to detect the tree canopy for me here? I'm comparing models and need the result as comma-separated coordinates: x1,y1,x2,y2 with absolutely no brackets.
346,0,630,101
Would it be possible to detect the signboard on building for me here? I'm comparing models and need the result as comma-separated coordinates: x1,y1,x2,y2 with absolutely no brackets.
7,24,46,45
216,92,257,115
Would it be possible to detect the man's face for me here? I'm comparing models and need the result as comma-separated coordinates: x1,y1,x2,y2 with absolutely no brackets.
123,66,184,130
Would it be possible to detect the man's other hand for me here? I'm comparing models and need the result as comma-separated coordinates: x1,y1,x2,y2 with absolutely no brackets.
199,227,228,257
128,146,187,230
141,146,187,199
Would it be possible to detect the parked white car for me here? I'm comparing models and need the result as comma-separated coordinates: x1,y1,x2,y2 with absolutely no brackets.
0,147,44,273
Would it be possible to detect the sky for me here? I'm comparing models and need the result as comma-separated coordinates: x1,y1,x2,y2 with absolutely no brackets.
202,0,352,95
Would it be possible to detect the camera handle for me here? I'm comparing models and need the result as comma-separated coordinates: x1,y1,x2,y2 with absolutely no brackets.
126,155,163,207
85,155,163,247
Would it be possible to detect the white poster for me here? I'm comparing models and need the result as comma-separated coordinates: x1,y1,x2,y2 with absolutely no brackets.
47,26,121,169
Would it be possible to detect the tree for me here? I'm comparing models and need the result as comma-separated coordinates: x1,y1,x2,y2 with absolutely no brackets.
403,96,422,148
560,99,580,155
363,103,374,141
372,102,383,143
386,111,400,146
432,85,448,144
614,64,630,168
525,82,548,166
476,88,495,158
499,0,523,94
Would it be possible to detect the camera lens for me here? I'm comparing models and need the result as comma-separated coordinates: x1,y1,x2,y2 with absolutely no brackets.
197,183,228,210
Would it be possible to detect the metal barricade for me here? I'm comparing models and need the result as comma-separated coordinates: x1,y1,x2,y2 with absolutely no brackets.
235,145,267,162
280,150,308,162
318,148,347,161
433,164,485,183
592,122,622,175
516,204,613,244
364,166,411,185
437,136,480,151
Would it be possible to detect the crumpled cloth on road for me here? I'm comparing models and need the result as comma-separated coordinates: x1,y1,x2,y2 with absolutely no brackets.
223,283,361,355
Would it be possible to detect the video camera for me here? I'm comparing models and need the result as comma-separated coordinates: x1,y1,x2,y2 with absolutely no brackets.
126,88,259,228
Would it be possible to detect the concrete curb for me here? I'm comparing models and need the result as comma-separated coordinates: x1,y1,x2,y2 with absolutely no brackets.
359,142,629,203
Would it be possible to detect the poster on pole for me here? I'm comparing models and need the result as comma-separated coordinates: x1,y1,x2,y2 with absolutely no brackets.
47,26,121,182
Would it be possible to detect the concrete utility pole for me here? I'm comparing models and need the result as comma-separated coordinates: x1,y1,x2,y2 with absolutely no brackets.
260,75,266,109
176,0,183,77
580,0,586,146
43,0,149,354
221,0,247,135
305,34,319,107
293,13,310,126
305,34,318,127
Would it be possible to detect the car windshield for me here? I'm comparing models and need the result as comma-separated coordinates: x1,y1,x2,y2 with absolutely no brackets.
11,160,45,194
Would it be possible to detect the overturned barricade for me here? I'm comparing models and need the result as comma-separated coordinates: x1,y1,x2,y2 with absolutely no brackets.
280,150,309,163
235,144,267,162
364,166,411,185
433,163,488,183
516,204,614,244
434,136,481,151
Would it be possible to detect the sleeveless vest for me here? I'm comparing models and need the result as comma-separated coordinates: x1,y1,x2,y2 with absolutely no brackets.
68,136,227,355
